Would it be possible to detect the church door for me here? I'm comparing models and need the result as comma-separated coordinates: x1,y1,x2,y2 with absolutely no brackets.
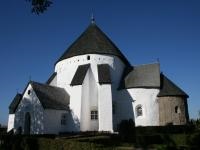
24,112,31,134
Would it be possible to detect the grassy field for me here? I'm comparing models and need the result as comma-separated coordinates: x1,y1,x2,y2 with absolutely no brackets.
0,131,200,150
1,123,200,150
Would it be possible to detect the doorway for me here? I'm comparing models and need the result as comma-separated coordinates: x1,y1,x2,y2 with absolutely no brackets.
24,112,31,134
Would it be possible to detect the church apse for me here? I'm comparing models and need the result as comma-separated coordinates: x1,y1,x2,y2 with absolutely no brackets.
158,96,189,125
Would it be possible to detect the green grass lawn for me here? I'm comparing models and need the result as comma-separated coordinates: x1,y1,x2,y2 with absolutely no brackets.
1,127,200,150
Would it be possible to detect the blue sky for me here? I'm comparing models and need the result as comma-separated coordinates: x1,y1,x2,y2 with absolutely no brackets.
0,0,200,125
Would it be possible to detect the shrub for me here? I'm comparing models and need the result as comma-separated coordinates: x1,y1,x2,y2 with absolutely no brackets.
118,119,135,141
187,131,200,148
136,134,163,146
135,125,195,135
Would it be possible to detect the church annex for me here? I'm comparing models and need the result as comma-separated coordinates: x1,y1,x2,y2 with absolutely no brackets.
7,20,189,134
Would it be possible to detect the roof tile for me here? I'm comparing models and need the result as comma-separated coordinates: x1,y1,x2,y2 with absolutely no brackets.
56,23,130,66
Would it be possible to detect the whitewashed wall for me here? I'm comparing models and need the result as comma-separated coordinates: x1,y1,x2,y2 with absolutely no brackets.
49,74,57,86
127,88,160,126
98,84,113,132
14,84,45,134
80,68,91,131
7,114,15,132
80,67,98,131
55,54,126,132
55,54,125,88
112,89,135,130
44,109,68,134
88,68,98,131
66,85,82,132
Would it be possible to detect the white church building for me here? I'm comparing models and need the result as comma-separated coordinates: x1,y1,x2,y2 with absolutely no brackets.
7,20,189,134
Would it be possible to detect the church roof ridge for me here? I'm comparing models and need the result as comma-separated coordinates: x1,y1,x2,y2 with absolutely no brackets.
56,23,131,66
133,62,160,67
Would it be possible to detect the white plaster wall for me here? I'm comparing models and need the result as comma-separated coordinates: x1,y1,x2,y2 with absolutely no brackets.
44,109,68,134
127,88,160,126
80,67,98,131
67,85,82,132
112,89,135,130
7,114,15,132
98,84,113,132
14,84,45,134
80,68,91,131
88,68,98,131
55,54,125,88
55,54,126,132
49,74,57,86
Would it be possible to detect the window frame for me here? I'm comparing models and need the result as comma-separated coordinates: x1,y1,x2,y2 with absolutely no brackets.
135,104,143,117
175,106,181,114
28,90,31,95
90,110,98,120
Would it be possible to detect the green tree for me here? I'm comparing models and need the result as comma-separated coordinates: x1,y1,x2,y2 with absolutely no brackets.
27,0,53,14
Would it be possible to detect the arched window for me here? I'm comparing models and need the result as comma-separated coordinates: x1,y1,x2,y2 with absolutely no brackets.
175,106,181,114
28,90,31,95
91,110,98,120
136,105,143,117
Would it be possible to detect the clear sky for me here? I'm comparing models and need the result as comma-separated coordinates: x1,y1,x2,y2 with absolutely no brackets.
0,0,200,125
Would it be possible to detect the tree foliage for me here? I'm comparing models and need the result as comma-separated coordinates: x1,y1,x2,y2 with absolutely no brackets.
27,0,53,15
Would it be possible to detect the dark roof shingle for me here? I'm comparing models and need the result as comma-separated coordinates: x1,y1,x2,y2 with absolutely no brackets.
9,93,22,114
56,23,130,66
31,81,70,110
123,63,160,89
98,64,111,84
158,74,188,98
70,64,90,86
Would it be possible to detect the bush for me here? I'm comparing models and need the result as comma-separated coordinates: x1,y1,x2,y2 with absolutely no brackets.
136,134,164,147
187,131,200,148
118,119,135,141
188,119,200,130
135,125,195,135
0,127,7,134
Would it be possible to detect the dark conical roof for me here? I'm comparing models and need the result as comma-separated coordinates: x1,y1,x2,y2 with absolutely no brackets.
9,93,22,114
56,23,130,66
158,73,188,98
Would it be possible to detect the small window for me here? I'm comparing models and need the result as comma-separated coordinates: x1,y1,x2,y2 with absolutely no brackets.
175,106,181,114
136,105,143,117
87,55,90,60
91,110,98,120
28,90,31,95
61,113,67,125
